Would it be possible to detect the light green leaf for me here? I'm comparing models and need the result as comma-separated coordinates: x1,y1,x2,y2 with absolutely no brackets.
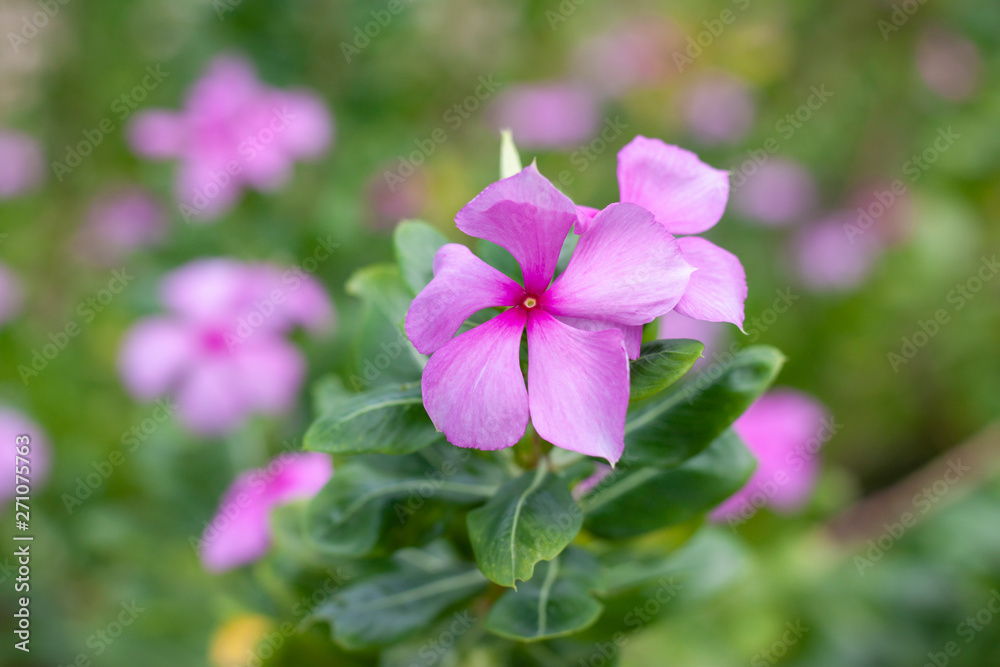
581,430,756,539
478,240,523,284
485,548,603,642
467,465,582,588
500,129,523,179
393,220,448,294
629,339,704,403
304,383,440,455
314,562,487,649
346,263,425,370
624,345,784,467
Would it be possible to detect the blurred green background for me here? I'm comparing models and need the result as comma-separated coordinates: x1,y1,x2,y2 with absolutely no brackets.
2,0,999,665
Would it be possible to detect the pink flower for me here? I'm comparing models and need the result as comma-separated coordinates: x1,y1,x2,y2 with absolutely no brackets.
490,83,602,150
0,262,24,327
200,452,332,572
0,130,44,199
118,258,334,435
732,158,817,226
2,407,51,504
577,136,747,328
571,17,682,97
711,389,829,522
76,187,167,265
793,211,882,291
406,164,694,465
128,55,333,222
916,26,981,102
681,73,756,146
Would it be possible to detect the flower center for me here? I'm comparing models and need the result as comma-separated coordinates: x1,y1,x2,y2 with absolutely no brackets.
521,295,539,309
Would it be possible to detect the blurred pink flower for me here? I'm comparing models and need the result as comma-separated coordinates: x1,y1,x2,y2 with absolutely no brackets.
916,27,981,102
76,187,167,265
572,17,681,97
658,310,724,366
733,158,817,226
2,406,50,504
0,130,44,198
128,55,333,222
200,452,332,572
711,389,829,522
0,262,23,326
490,83,601,150
681,73,755,146
366,166,428,231
793,212,883,291
118,258,334,435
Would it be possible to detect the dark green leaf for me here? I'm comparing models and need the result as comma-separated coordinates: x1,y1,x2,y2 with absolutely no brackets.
304,383,440,455
485,548,603,642
314,562,487,649
346,263,425,373
467,465,582,588
629,339,704,403
624,345,784,467
393,220,448,294
306,450,501,556
478,240,523,284
582,430,756,539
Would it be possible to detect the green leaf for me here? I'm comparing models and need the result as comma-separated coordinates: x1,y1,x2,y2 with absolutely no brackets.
311,375,351,416
478,240,523,284
624,345,784,467
346,263,425,371
499,129,523,179
304,383,440,455
581,430,756,539
629,339,705,403
315,562,487,649
485,548,604,642
393,220,448,294
467,465,582,588
306,450,501,556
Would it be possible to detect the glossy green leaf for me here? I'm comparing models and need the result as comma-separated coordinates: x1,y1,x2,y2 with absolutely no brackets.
628,339,704,403
499,129,523,179
304,383,440,455
467,465,582,588
582,430,756,539
624,345,784,467
306,450,502,556
314,562,487,649
485,548,604,642
393,220,448,294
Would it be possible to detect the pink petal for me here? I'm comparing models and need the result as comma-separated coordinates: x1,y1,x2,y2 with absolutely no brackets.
542,203,693,326
0,130,44,198
271,90,334,159
526,310,629,465
421,309,529,451
267,452,334,506
711,389,829,520
490,83,601,150
160,259,251,323
185,55,263,121
574,205,600,235
617,136,730,235
282,273,336,334
674,236,747,329
175,158,244,221
231,337,305,414
406,244,524,355
200,470,274,572
1,407,50,503
176,359,250,435
118,318,196,399
455,164,577,295
127,110,187,159
556,316,643,360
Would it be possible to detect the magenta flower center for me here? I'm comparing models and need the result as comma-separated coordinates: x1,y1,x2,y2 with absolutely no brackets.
521,295,540,309
200,328,231,354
